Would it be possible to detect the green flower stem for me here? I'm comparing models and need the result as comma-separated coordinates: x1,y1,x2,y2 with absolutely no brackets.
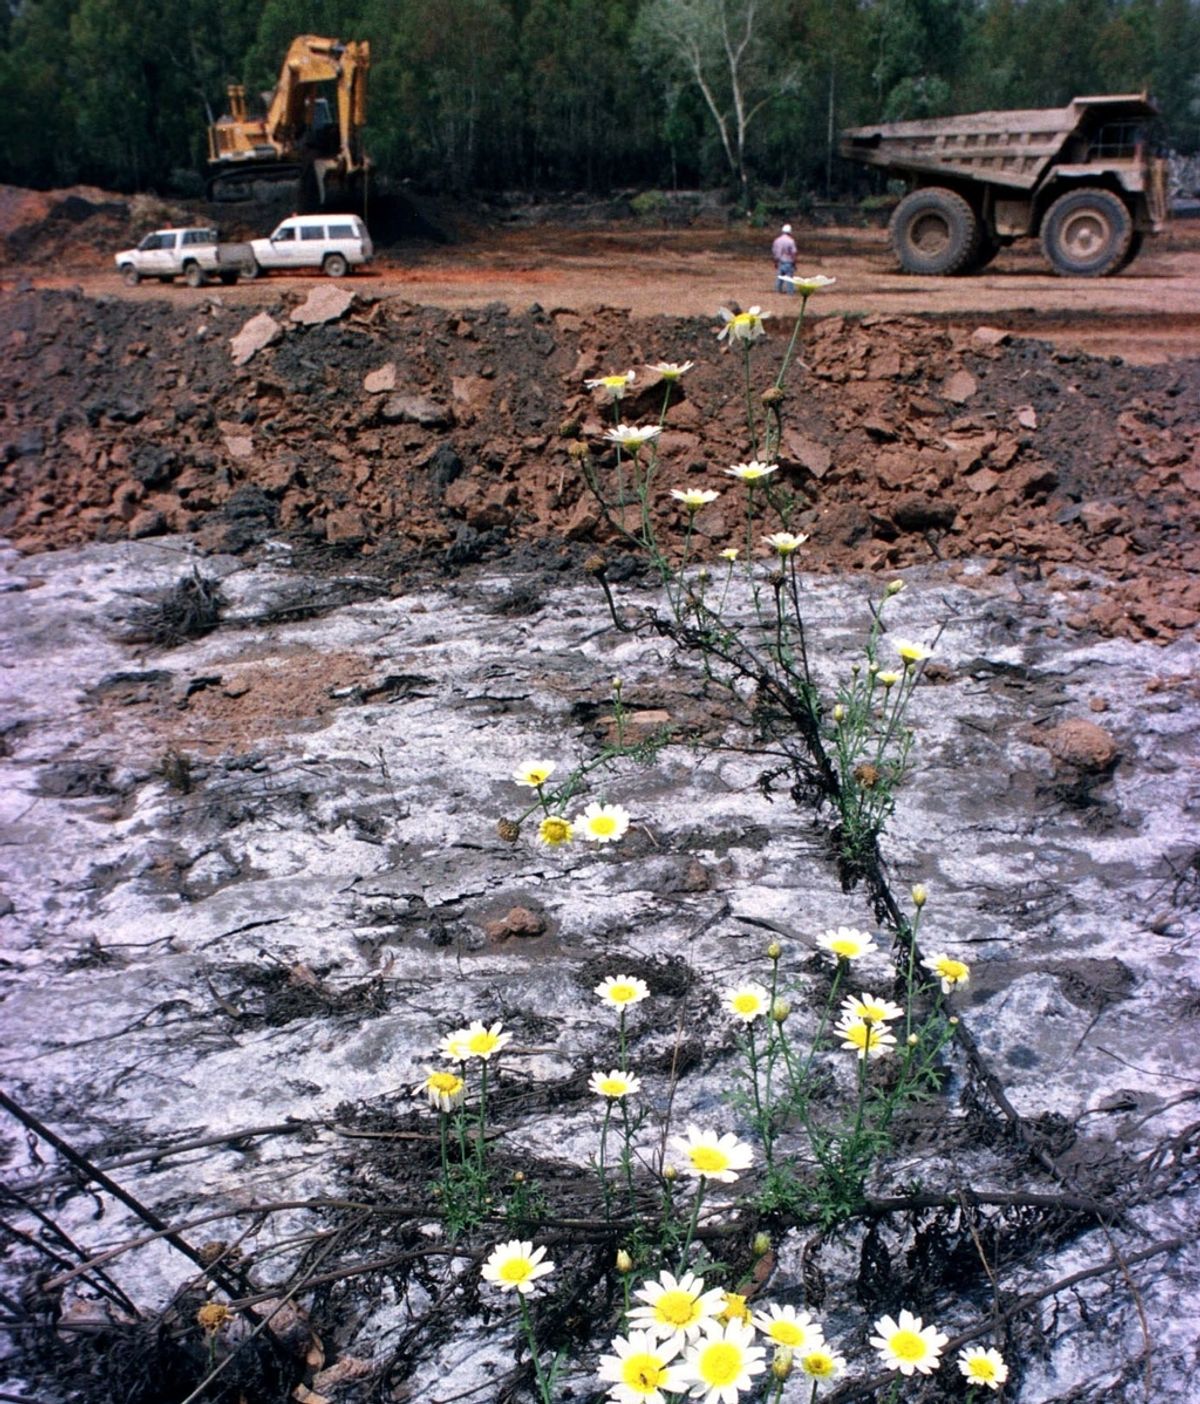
742,344,758,455
439,1113,451,1197
785,558,813,688
597,1101,615,1226
903,908,923,1046
775,295,810,391
677,1175,706,1272
744,1023,772,1166
618,1008,628,1073
476,1060,490,1184
518,1292,554,1404
794,961,846,1086
619,1099,637,1215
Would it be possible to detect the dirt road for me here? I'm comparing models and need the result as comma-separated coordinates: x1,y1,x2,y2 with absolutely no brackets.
17,220,1200,364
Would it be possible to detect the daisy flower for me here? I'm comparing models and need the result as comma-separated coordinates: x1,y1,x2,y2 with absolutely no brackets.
893,638,932,665
577,801,631,843
680,1319,767,1404
840,992,904,1024
876,670,902,687
922,952,970,994
716,306,768,344
671,487,720,511
598,1329,687,1403
870,1309,948,1376
798,1345,846,1382
957,1346,1009,1390
595,974,650,1009
780,273,837,297
630,1270,726,1343
817,927,877,962
513,760,555,787
671,1126,754,1183
443,1020,511,1061
480,1239,555,1295
650,360,695,379
604,424,662,450
717,1292,752,1325
762,531,808,556
751,1304,824,1353
724,981,771,1023
719,548,739,562
587,371,636,398
589,1069,641,1099
537,815,573,847
418,1069,465,1111
835,1015,897,1060
725,461,778,482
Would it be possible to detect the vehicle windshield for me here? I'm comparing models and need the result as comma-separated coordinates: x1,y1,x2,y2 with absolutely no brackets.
137,233,164,251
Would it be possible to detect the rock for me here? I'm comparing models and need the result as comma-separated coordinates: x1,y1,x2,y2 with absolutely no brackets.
380,394,454,428
1016,404,1039,430
364,363,397,393
484,906,546,941
127,508,166,539
942,369,978,403
1078,501,1126,535
781,432,833,479
229,312,281,366
324,507,370,546
972,326,1010,347
290,286,355,325
1037,718,1120,772
891,493,956,532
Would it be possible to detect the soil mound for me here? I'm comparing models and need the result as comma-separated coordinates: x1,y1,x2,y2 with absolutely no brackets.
1,284,1197,640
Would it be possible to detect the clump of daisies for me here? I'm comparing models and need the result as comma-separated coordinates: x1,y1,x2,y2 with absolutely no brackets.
501,754,634,853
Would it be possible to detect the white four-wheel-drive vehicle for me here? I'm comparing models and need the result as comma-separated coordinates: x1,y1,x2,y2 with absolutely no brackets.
113,228,253,286
241,214,373,279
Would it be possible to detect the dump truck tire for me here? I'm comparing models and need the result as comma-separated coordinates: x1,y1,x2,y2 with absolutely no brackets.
888,188,980,275
965,230,1002,273
1116,231,1145,272
240,257,261,281
120,265,140,287
183,262,206,288
1040,188,1132,277
323,253,349,278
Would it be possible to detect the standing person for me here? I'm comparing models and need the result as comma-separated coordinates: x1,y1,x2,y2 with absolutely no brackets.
772,223,797,293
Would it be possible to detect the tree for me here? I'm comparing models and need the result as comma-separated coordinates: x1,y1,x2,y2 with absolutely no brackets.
635,0,799,204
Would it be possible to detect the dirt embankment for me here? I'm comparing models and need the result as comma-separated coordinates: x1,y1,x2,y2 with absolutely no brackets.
2,275,1198,641
1,183,1198,641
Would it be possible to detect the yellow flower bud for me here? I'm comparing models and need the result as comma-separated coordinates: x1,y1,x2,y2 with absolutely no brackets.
833,703,846,723
907,1033,919,1046
766,940,783,961
196,1302,232,1333
663,1164,678,1182
912,883,927,908
885,579,905,596
772,998,791,1023
772,1346,795,1380
616,1249,634,1275
753,1231,772,1258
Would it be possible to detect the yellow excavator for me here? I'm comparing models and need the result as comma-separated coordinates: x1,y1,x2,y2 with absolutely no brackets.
206,36,370,206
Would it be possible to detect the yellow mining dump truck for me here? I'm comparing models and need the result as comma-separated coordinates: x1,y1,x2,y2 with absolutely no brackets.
839,93,1169,276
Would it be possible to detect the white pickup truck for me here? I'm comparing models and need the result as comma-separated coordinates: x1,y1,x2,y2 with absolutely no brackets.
114,228,253,287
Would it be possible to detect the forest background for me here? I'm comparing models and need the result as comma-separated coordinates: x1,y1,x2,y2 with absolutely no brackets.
2,0,1199,207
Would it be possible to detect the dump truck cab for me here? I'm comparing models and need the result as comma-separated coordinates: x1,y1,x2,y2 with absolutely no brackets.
840,94,1169,276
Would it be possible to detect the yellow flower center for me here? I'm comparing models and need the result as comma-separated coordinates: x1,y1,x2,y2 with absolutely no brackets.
597,1077,626,1096
770,1320,804,1347
654,1290,698,1327
968,1357,998,1382
890,1329,926,1362
803,1351,835,1377
608,982,637,1003
590,814,618,836
540,817,572,845
498,1257,533,1284
428,1073,461,1094
720,1293,750,1323
732,993,760,1015
830,939,862,958
937,959,968,982
623,1354,665,1392
689,1145,730,1175
699,1342,742,1386
468,1031,500,1055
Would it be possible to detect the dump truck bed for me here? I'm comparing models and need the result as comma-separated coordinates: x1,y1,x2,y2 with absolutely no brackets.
839,94,1159,192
